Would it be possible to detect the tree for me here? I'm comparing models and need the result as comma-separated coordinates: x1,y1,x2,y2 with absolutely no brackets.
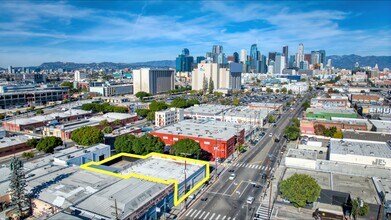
327,88,334,93
9,156,29,218
114,134,137,153
0,113,5,120
284,125,300,141
135,109,150,118
351,197,369,219
202,74,208,95
275,89,280,93
232,98,240,106
170,139,201,158
314,124,326,135
286,101,292,107
71,126,103,146
149,100,168,112
99,119,109,126
146,111,155,121
281,87,287,93
170,98,187,108
135,91,151,100
102,126,113,134
36,136,63,153
36,109,44,115
302,100,310,110
208,77,214,94
268,115,276,123
280,173,321,208
288,89,293,95
292,118,300,127
309,86,313,91
266,88,273,93
26,139,39,148
22,151,34,159
333,129,343,139
61,81,74,89
113,119,122,126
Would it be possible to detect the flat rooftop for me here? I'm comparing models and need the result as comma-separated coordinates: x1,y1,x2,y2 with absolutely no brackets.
75,178,168,219
224,106,269,118
183,104,233,116
120,156,202,183
55,144,110,161
286,148,317,160
306,107,357,114
6,110,91,125
342,130,391,142
26,166,119,209
152,119,240,140
370,119,391,131
330,138,391,158
0,135,30,149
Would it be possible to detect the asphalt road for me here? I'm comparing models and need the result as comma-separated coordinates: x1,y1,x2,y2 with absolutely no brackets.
180,93,311,220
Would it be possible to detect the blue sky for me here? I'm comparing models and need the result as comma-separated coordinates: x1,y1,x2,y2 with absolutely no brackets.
0,0,390,66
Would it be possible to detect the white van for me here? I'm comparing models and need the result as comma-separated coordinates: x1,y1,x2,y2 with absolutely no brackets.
246,196,254,204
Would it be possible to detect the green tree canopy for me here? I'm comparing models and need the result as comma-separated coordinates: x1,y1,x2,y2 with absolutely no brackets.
102,126,113,134
36,136,63,153
99,119,109,126
170,138,201,158
292,118,300,127
232,98,240,106
302,100,310,110
170,98,200,108
352,198,370,218
36,109,44,115
284,125,300,141
268,115,276,123
146,111,155,121
333,129,343,139
288,89,293,95
22,151,35,159
135,109,150,118
266,88,273,93
61,81,74,89
208,77,214,94
314,124,326,135
281,87,287,93
280,173,321,208
149,100,168,112
26,139,39,148
71,126,103,146
135,91,152,100
81,103,128,113
114,134,165,155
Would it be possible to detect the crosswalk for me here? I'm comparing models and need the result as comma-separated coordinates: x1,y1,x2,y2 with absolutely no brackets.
253,205,269,220
184,209,236,220
231,163,269,170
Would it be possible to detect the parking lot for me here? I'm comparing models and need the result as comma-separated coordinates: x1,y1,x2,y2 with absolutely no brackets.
240,93,293,105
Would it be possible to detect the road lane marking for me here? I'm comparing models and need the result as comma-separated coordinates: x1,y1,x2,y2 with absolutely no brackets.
230,180,243,196
223,179,238,194
186,209,193,217
203,212,210,219
190,209,197,218
222,216,226,220
193,210,202,219
215,214,221,220
198,211,206,219
227,217,231,220
209,213,215,220
240,182,250,198
206,191,231,197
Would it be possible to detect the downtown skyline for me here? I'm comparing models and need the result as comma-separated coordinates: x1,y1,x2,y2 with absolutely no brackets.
1,0,390,66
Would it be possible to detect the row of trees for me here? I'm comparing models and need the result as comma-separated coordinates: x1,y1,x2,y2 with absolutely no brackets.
81,103,128,113
266,88,293,94
114,134,165,155
26,136,63,153
135,98,199,121
167,86,191,94
135,91,152,100
71,126,104,146
314,125,343,138
284,118,301,141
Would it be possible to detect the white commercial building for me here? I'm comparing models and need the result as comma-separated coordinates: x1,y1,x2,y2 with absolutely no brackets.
285,148,317,170
274,54,286,74
329,138,391,168
74,71,87,82
89,84,133,97
282,82,309,94
155,108,184,127
191,62,242,92
133,68,174,95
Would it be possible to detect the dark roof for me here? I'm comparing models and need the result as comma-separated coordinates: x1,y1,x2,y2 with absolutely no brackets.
318,189,351,206
343,131,391,142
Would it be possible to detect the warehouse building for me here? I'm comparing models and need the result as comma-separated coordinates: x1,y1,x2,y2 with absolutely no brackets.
304,108,358,120
183,104,234,121
150,120,245,161
329,138,391,168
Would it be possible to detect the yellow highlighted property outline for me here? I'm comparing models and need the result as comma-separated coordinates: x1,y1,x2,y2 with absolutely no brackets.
80,152,210,206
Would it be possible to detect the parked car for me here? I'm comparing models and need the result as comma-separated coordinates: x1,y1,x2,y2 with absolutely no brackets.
246,196,254,204
229,173,236,180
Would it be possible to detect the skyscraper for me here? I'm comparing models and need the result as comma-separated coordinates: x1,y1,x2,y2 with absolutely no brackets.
318,50,326,66
182,48,189,56
240,49,247,63
196,56,206,63
274,53,286,74
250,44,259,72
282,45,288,67
311,51,321,65
233,52,239,63
289,55,296,68
297,43,304,68
212,45,223,54
133,68,174,95
176,48,194,72
268,52,276,65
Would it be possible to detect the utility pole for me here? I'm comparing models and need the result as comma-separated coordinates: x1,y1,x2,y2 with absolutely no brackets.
180,153,191,210
114,199,119,220
268,181,272,219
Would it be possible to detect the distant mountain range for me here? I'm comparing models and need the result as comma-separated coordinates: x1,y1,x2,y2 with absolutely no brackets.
326,54,391,69
1,55,390,70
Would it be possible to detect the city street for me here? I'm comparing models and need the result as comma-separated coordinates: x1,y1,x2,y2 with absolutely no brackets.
179,93,310,220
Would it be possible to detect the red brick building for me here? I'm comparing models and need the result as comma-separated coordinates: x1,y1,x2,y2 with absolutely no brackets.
150,120,245,161
0,135,34,158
